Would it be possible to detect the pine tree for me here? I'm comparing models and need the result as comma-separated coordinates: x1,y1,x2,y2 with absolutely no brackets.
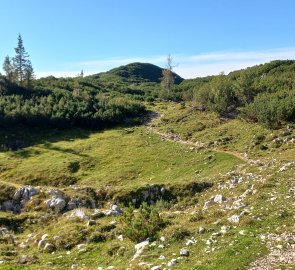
3,55,15,82
12,34,32,87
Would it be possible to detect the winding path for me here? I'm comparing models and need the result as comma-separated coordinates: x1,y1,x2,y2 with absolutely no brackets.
146,111,249,163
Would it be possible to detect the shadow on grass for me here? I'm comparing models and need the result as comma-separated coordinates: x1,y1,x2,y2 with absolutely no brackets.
0,125,93,155
0,115,147,155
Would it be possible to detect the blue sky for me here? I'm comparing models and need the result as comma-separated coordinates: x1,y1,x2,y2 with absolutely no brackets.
1,0,295,78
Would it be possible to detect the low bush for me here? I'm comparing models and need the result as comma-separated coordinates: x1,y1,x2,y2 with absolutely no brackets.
120,203,165,242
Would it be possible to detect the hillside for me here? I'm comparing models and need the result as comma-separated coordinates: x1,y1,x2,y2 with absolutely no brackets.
0,60,294,270
91,62,184,84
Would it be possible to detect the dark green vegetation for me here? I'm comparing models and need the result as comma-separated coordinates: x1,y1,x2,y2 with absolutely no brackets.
180,60,295,128
120,203,165,242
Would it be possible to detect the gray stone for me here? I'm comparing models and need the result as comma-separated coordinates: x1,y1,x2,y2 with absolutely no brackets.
87,220,96,226
198,227,206,234
167,258,177,266
2,200,21,212
132,238,150,261
91,211,105,219
213,194,227,203
180,248,189,256
76,244,86,250
45,196,66,213
38,239,47,249
228,214,240,223
14,186,38,202
67,209,89,220
44,243,55,252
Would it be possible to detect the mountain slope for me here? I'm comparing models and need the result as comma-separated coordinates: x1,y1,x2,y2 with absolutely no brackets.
91,62,184,84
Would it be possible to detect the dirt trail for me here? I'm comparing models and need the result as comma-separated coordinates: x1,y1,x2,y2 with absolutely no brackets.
146,111,249,163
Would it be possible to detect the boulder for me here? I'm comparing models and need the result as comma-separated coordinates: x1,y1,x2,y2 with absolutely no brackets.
45,196,66,213
14,186,38,202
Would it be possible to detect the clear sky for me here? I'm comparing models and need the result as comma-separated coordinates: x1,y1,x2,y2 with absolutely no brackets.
1,0,295,78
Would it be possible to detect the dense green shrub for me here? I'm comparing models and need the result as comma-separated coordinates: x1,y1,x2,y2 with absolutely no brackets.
241,89,295,128
0,91,145,128
120,203,165,242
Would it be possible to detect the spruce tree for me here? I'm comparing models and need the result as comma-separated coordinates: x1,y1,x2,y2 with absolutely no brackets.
12,34,33,87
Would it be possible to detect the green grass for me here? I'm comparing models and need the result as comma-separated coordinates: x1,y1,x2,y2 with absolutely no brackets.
0,126,242,194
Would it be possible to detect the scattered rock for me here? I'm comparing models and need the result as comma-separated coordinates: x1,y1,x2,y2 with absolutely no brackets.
38,239,47,249
67,209,89,220
92,210,105,219
213,194,227,203
160,236,166,242
117,235,124,241
45,196,66,213
44,243,55,252
220,225,229,234
77,244,86,250
198,227,206,234
167,258,177,266
41,234,49,240
228,214,240,223
14,186,38,203
87,220,96,226
104,204,122,216
132,238,149,261
19,242,29,249
1,200,21,213
180,248,189,257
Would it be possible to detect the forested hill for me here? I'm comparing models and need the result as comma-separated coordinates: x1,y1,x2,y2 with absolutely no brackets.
92,62,184,84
